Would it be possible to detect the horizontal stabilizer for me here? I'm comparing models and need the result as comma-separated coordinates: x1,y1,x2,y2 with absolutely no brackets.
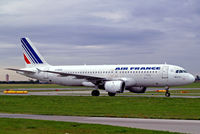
6,68,35,73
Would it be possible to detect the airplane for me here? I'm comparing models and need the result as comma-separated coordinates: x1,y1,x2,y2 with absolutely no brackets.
7,38,195,97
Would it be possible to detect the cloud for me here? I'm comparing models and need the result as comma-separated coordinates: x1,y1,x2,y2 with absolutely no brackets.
0,43,15,48
0,0,200,80
91,11,129,22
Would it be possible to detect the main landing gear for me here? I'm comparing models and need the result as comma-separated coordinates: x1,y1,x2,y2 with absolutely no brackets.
91,90,100,96
165,86,170,97
91,90,116,96
108,92,116,96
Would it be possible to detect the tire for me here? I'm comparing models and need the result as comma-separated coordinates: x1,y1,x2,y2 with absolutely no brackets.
108,92,116,96
165,92,170,97
91,90,100,96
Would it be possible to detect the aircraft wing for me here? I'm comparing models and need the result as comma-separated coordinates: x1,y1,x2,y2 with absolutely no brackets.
6,68,35,74
44,70,106,81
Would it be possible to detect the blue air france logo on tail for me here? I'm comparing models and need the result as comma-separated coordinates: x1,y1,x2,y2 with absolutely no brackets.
21,38,48,66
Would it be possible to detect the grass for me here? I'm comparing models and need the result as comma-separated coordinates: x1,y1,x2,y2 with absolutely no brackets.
121,89,200,95
148,82,200,88
0,118,179,134
0,96,199,120
173,82,200,88
124,89,200,96
132,89,200,96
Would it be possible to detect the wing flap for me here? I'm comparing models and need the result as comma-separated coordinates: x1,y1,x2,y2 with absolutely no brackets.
44,70,105,81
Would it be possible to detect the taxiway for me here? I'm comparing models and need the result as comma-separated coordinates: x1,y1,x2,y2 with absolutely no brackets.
0,113,199,134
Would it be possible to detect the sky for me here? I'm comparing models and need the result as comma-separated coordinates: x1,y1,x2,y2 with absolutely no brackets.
0,0,200,81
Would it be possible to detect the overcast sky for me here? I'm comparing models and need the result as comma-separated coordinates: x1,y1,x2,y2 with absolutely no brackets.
0,0,200,80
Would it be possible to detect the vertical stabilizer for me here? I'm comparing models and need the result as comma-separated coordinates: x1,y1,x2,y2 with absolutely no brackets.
21,37,49,68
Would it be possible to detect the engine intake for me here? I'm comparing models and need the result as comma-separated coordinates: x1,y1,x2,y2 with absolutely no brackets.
102,81,125,93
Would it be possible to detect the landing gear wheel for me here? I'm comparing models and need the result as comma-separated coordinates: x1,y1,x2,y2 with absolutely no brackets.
108,92,116,96
165,86,170,97
91,90,100,96
165,92,170,97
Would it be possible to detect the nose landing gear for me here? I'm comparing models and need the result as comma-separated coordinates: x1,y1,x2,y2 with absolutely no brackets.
165,92,171,97
165,86,170,97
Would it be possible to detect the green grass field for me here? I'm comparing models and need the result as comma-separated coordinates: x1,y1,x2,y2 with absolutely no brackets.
0,96,199,120
0,118,179,134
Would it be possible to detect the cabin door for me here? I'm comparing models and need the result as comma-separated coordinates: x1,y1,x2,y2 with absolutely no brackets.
162,66,169,79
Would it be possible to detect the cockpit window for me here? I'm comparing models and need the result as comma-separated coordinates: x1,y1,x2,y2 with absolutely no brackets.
176,70,187,73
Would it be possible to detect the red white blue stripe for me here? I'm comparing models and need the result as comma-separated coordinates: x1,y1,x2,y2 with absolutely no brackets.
21,38,43,64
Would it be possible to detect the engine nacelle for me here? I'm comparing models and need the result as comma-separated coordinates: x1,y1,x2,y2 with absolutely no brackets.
126,87,146,93
104,81,125,93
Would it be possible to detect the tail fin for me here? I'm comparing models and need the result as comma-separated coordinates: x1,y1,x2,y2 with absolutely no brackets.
21,37,49,68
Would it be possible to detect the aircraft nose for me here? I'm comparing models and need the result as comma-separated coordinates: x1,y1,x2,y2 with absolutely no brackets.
188,74,195,83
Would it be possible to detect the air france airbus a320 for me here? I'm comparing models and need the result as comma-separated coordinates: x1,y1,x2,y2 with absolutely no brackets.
7,38,195,97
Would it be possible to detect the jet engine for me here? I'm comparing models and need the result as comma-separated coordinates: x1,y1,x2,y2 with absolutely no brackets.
99,81,125,93
126,87,146,93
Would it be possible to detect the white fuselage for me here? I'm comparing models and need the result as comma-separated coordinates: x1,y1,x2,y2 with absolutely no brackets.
21,64,195,88
10,38,195,96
